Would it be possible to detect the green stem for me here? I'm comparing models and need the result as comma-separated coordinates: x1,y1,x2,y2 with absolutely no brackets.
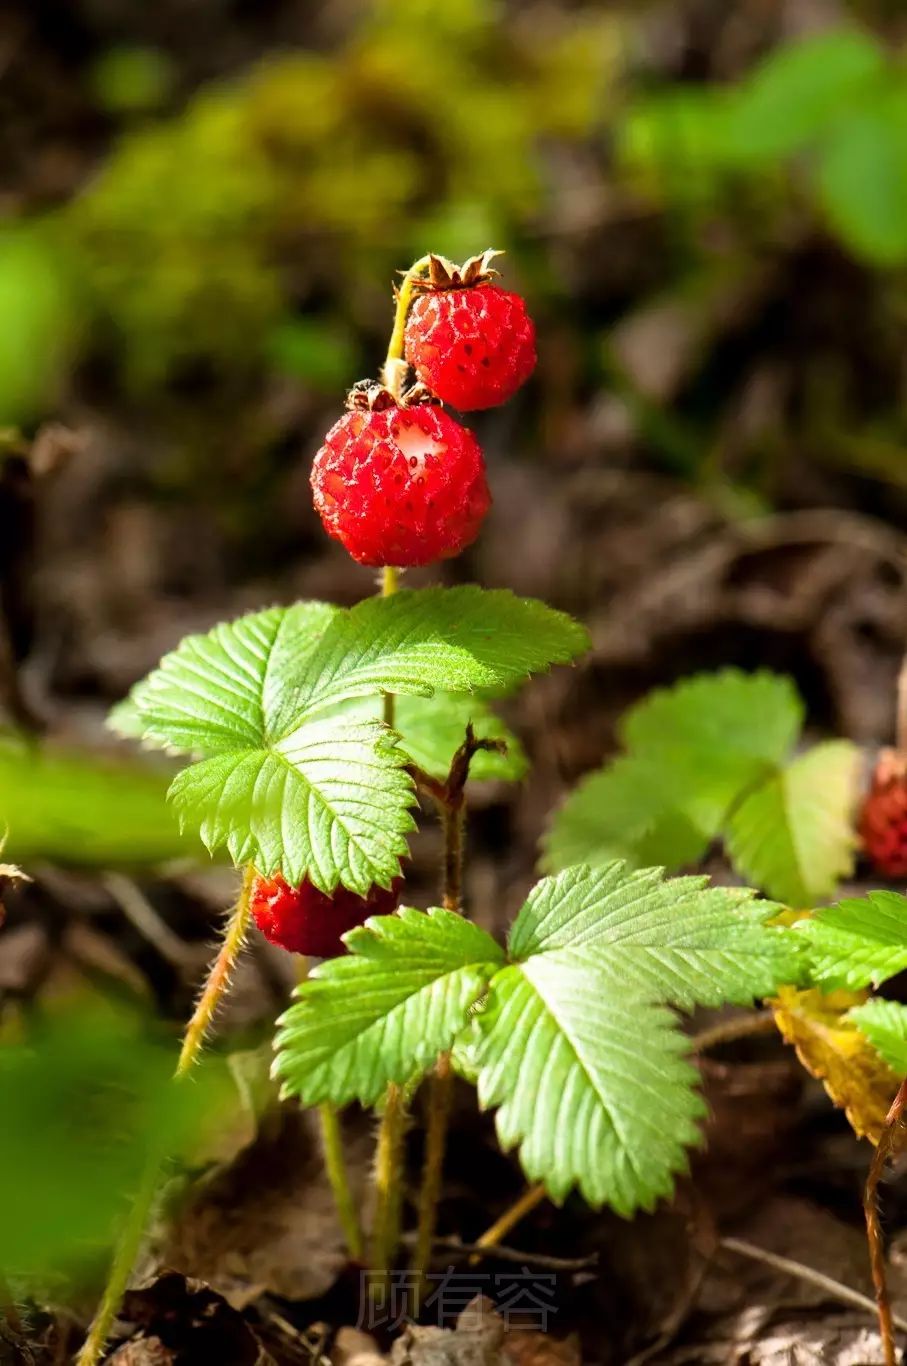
410,1055,453,1295
864,1076,907,1366
410,735,481,1294
74,1144,165,1366
369,1082,408,1283
319,1103,364,1261
381,255,431,400
369,557,408,1282
78,865,257,1365
469,1183,548,1264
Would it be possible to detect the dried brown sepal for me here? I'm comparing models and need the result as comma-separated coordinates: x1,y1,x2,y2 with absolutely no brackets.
412,249,504,293
345,379,442,412
345,380,398,413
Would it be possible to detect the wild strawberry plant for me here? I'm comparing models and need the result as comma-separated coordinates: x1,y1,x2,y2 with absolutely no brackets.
543,668,859,907
82,251,893,1363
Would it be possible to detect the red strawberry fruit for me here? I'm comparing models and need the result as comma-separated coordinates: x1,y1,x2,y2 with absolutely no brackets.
251,872,403,957
310,385,490,567
404,251,536,411
859,748,907,878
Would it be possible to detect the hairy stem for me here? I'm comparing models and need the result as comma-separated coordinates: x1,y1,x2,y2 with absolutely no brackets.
288,951,363,1264
690,1009,776,1055
410,728,501,1294
864,1077,907,1366
75,1144,164,1366
381,255,431,399
410,1056,453,1296
176,863,256,1076
370,1082,408,1283
319,1103,364,1262
470,1183,548,1264
368,558,408,1283
441,802,465,914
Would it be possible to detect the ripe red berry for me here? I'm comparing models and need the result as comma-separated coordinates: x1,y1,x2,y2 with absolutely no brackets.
859,749,907,878
404,255,536,411
251,873,403,957
310,396,491,567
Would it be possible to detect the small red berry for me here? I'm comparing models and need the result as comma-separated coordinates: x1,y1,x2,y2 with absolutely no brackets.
251,873,403,957
859,749,907,878
311,397,490,567
404,253,536,411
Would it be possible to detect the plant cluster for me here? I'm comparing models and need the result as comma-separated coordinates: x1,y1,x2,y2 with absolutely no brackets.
63,248,907,1366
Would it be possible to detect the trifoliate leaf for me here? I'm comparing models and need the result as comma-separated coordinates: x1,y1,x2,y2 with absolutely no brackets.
471,862,797,1212
543,671,803,876
120,588,584,891
849,998,907,1077
273,907,504,1107
725,740,859,906
796,891,907,991
771,986,899,1143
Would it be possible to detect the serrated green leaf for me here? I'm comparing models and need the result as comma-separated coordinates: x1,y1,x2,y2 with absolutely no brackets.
122,588,583,891
474,959,703,1212
169,718,415,892
543,671,803,876
127,601,340,756
283,587,589,719
725,740,858,906
472,863,797,1212
273,907,504,1106
797,891,907,991
849,998,907,1076
509,863,799,1004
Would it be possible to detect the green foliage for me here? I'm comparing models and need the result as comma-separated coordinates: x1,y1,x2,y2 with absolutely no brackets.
724,741,859,906
0,228,77,426
66,92,283,389
274,861,797,1213
618,26,907,266
0,736,196,868
88,46,176,115
721,28,885,165
117,587,586,891
849,998,907,1077
816,86,907,267
274,908,504,1106
0,998,227,1282
543,670,856,907
796,891,907,991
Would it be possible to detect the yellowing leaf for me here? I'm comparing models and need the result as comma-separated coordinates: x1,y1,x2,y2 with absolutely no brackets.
771,985,900,1143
